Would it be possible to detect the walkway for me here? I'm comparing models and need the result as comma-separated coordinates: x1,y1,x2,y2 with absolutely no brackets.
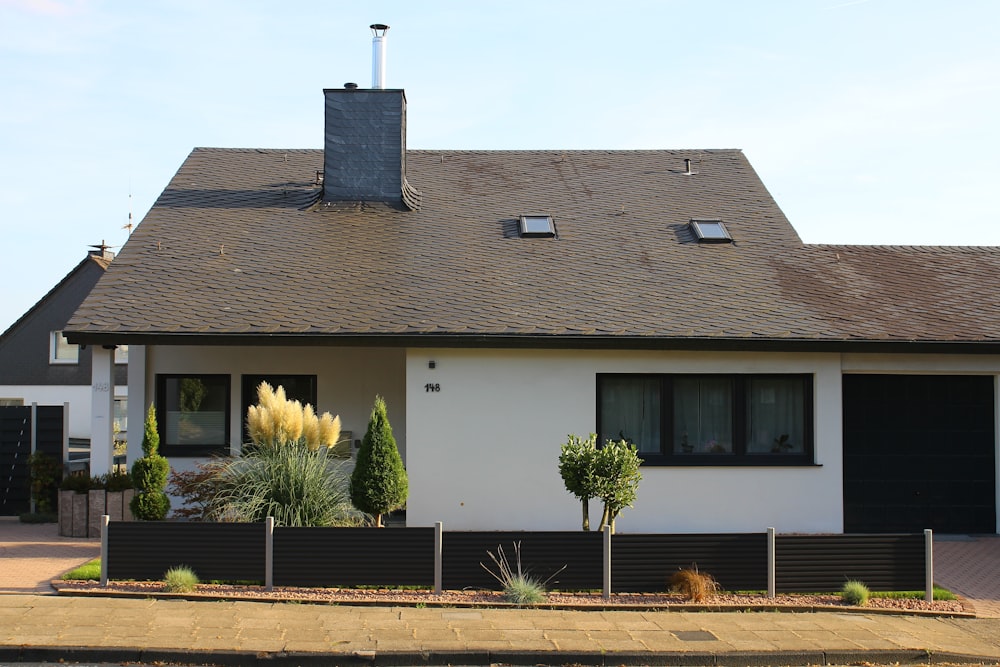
934,534,1000,618
0,518,99,594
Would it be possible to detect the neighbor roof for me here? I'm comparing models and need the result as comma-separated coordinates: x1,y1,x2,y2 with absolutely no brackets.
64,147,1000,352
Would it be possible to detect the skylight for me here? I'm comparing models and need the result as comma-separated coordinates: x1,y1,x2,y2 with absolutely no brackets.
519,215,556,238
690,219,732,243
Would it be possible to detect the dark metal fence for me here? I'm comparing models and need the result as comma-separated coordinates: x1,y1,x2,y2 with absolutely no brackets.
0,405,64,515
103,522,931,594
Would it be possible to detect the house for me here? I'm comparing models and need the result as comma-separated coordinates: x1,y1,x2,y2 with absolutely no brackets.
64,83,1000,535
0,247,128,449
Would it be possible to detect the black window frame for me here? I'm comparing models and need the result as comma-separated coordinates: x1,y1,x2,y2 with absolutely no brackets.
156,374,231,457
240,374,318,447
596,373,814,466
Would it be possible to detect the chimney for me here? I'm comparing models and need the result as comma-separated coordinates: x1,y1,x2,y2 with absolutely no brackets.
321,25,420,210
371,24,388,89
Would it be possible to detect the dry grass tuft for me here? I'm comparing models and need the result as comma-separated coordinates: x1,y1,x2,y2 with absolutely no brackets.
669,566,720,602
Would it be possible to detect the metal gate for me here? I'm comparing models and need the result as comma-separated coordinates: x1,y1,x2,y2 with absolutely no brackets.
0,405,65,515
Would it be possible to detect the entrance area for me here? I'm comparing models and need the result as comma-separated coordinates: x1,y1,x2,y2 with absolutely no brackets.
843,374,996,534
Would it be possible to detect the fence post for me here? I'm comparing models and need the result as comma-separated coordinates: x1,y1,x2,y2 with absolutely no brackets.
602,524,612,600
265,517,274,592
767,527,776,599
924,529,934,603
100,515,109,586
434,521,443,595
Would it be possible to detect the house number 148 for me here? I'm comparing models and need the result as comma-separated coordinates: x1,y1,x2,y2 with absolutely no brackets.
424,383,441,393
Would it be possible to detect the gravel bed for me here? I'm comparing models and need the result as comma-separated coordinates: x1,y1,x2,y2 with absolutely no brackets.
52,580,969,614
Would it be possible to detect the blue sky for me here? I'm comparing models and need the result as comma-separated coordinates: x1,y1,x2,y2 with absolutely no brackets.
1,0,998,333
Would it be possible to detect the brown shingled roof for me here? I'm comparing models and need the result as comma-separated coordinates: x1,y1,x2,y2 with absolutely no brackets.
64,147,1000,351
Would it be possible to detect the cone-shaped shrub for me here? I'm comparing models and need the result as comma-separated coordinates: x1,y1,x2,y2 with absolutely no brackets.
350,396,408,527
130,404,170,520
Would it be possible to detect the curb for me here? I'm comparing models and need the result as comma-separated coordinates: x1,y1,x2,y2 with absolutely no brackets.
1,645,997,667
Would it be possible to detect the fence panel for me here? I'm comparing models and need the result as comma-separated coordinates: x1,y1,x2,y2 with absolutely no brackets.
442,531,603,591
775,533,925,592
612,533,768,593
107,521,265,582
274,526,435,587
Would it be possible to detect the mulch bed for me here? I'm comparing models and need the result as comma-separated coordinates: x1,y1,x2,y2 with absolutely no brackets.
52,580,972,616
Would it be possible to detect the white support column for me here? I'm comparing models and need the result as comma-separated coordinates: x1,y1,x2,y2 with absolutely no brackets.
90,346,115,475
125,345,147,466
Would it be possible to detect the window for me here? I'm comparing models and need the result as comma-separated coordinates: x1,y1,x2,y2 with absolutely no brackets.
519,215,556,238
156,374,230,456
50,331,79,364
690,219,732,243
115,345,129,364
0,398,24,407
597,373,813,465
240,374,317,446
113,397,128,434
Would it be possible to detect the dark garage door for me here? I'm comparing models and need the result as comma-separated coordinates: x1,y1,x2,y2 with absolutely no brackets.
843,375,996,534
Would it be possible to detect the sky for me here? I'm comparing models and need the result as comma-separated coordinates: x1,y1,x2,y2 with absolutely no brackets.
1,0,998,334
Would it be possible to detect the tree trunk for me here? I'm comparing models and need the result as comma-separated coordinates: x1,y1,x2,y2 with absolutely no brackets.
598,505,611,532
582,498,590,531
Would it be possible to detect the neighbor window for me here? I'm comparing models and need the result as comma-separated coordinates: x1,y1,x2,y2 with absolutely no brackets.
156,374,230,456
597,373,813,465
114,345,129,364
50,331,79,364
0,398,24,407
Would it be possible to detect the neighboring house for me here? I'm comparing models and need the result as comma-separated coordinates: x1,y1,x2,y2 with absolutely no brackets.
0,249,128,446
65,86,1000,535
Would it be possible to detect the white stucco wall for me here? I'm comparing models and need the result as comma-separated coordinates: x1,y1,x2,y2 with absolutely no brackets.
138,345,406,471
0,384,126,440
404,349,845,533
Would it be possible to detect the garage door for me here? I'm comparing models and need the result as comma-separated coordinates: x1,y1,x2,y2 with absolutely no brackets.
843,375,996,534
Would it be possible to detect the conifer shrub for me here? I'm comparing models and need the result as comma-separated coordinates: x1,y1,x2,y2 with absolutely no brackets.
350,396,408,528
130,404,170,520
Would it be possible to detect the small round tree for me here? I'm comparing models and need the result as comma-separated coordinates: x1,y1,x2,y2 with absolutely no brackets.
350,396,408,527
594,438,642,533
130,404,171,520
558,433,600,531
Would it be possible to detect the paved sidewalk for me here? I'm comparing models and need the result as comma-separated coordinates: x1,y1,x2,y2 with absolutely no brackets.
0,593,999,666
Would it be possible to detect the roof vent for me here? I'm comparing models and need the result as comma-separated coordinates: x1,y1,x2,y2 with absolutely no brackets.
344,82,358,90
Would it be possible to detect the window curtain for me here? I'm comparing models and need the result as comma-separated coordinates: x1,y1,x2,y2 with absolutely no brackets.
600,377,660,453
747,377,804,454
673,376,733,454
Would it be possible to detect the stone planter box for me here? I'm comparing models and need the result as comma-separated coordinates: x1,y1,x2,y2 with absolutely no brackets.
59,489,136,538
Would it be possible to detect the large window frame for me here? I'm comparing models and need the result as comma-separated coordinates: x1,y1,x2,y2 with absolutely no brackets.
156,374,231,457
597,373,815,466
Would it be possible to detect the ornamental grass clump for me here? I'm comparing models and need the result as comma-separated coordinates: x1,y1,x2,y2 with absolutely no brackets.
481,542,563,606
669,565,720,602
841,579,870,606
246,382,341,451
163,565,199,593
201,383,363,527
